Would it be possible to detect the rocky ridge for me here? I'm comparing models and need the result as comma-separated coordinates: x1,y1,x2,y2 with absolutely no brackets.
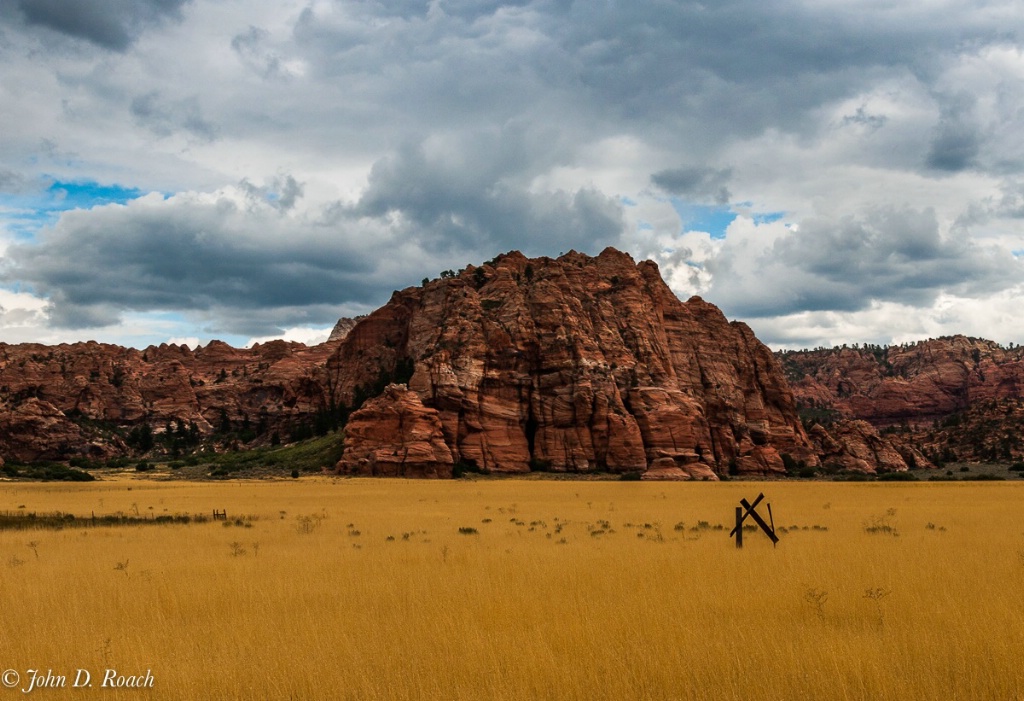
0,339,339,462
780,337,1024,464
0,248,957,478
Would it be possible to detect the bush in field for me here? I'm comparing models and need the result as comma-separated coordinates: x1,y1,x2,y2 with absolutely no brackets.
1,462,95,481
878,471,918,481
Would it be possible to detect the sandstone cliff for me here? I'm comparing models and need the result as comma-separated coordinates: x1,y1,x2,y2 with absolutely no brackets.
780,337,1024,464
0,339,338,462
331,248,818,478
338,384,454,477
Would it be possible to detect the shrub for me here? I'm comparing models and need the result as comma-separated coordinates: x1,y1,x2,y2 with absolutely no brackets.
797,466,817,479
619,471,643,481
4,462,96,482
291,469,300,479
878,471,918,481
1009,462,1024,472
135,461,152,472
458,527,479,535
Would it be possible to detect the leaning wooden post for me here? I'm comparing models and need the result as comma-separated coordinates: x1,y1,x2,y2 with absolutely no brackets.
735,506,743,548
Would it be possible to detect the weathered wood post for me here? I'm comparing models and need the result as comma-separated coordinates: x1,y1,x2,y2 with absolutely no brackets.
730,493,779,548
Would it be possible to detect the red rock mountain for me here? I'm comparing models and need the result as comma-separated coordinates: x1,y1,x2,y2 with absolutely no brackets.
0,340,338,462
332,248,818,478
780,337,1024,464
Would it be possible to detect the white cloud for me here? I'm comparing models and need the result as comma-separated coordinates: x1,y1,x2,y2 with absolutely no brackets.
246,326,333,348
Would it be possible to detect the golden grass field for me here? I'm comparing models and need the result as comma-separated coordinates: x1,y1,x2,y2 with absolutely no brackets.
0,476,1022,700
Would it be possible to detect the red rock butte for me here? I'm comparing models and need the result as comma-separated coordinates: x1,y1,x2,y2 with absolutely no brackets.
332,248,819,479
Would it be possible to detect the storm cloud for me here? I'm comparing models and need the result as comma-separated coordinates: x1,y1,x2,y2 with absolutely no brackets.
15,0,189,51
1,0,1024,347
651,167,733,205
2,190,382,335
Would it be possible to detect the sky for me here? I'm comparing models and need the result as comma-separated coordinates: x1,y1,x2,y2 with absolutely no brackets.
1,0,1024,350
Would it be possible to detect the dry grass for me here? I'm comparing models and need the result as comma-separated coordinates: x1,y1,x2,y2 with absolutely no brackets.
1,477,1022,700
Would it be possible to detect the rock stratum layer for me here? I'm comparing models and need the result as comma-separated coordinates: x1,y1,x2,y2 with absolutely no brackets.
331,248,818,478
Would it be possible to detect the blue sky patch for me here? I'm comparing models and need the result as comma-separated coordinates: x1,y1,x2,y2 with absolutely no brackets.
670,199,736,239
47,180,144,209
1,179,145,239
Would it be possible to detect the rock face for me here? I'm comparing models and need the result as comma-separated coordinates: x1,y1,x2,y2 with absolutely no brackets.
337,384,454,477
808,420,932,474
782,337,1024,422
780,337,1024,464
0,398,90,462
0,340,338,462
328,317,360,343
331,248,819,478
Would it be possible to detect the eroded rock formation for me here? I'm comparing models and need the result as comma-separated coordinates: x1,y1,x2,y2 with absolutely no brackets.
0,339,338,462
337,384,454,477
781,337,1024,464
331,248,819,478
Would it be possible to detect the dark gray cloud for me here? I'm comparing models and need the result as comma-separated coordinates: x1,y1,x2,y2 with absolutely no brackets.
1,146,622,335
283,0,1015,173
841,107,888,132
15,0,188,51
240,175,304,212
0,169,27,193
1,193,385,335
651,167,733,205
927,93,981,172
349,137,624,255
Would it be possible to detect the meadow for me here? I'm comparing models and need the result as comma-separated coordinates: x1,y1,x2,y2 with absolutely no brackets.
0,476,1022,700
